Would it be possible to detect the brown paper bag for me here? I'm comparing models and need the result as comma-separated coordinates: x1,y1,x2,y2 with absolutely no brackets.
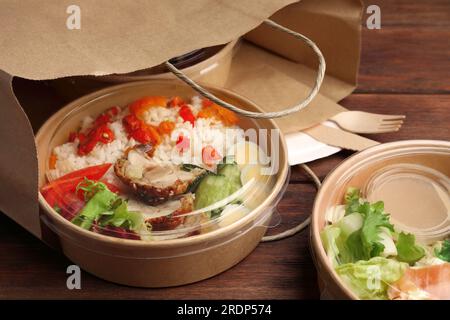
0,0,362,239
228,0,362,132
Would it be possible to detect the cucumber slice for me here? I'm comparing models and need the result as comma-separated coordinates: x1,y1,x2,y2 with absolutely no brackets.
194,162,243,219
194,175,233,211
216,156,235,171
217,163,242,192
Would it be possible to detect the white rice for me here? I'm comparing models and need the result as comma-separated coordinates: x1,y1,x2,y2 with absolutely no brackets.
48,96,244,180
145,106,178,126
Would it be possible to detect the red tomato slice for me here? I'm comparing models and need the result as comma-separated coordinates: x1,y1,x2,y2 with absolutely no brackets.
41,163,112,195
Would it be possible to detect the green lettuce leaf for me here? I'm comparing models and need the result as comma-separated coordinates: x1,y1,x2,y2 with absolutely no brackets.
396,232,425,264
322,188,396,265
345,229,370,262
335,257,408,300
72,188,118,230
435,239,450,262
343,199,394,261
344,187,362,215
321,225,343,267
360,202,394,257
100,199,143,231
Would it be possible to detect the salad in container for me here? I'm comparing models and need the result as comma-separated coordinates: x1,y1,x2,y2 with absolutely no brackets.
312,140,450,300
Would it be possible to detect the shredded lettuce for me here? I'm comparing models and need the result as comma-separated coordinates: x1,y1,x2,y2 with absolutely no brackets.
99,199,143,231
335,257,408,300
396,232,425,264
72,179,143,232
321,225,343,267
322,187,444,300
72,188,118,230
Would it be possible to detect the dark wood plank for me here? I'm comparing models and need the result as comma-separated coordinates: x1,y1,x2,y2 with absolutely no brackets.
0,184,318,299
290,94,450,182
367,0,450,26
357,27,450,94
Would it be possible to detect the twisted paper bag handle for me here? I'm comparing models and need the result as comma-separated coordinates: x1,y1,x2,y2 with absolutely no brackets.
166,19,326,119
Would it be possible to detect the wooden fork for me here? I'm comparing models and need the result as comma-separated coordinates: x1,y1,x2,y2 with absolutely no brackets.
329,111,405,134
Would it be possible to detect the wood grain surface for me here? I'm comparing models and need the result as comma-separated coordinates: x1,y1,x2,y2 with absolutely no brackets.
1,0,449,299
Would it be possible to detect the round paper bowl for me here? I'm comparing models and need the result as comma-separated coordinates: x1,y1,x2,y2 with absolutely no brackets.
310,140,450,299
36,80,289,287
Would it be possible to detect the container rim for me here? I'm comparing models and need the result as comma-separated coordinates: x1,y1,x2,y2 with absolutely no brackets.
37,79,289,249
100,39,238,82
311,139,450,300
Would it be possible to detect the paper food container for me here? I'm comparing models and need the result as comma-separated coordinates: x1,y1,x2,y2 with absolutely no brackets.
36,80,289,287
311,140,450,300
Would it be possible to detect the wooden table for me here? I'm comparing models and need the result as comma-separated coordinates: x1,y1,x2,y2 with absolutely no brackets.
1,1,449,299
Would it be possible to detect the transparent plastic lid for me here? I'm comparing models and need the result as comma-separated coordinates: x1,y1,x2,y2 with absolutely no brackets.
365,163,450,244
40,94,285,242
